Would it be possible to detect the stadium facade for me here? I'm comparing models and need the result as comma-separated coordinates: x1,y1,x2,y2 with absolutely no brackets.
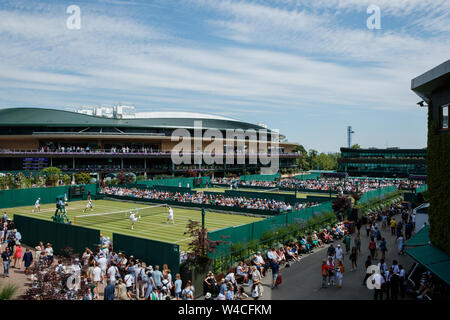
337,147,427,178
0,107,300,177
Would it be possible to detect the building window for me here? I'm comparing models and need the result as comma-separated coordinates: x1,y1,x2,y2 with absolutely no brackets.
441,104,449,129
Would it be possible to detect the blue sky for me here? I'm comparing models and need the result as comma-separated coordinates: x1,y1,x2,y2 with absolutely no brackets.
0,0,449,152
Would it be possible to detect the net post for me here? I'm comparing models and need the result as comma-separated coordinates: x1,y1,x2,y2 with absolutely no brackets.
74,216,77,225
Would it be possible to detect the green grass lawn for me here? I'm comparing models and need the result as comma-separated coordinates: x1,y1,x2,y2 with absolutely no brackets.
194,186,336,199
4,199,262,251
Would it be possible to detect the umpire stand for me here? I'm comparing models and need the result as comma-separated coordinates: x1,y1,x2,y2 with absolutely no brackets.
52,196,72,225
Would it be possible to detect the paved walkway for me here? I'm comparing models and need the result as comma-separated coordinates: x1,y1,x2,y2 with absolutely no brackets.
271,215,415,300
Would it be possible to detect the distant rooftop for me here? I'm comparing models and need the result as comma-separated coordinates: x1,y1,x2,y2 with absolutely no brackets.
75,105,237,121
411,59,450,102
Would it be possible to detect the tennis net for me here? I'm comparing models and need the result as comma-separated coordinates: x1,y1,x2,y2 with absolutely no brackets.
74,204,167,226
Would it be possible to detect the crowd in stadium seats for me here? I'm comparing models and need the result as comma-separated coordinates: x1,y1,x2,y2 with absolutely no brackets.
100,187,319,212
210,177,425,193
37,146,162,153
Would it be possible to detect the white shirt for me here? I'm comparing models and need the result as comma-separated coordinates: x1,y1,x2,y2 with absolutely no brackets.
336,248,343,259
267,250,275,261
372,273,384,289
256,255,264,264
124,274,134,287
97,257,108,271
225,273,236,283
93,266,102,282
107,265,118,283
130,213,137,222
45,247,53,257
168,208,173,217
35,200,40,206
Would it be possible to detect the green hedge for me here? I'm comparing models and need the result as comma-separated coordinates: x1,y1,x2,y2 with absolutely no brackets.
427,119,450,255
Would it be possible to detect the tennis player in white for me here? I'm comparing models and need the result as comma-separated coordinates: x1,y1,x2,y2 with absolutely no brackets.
167,207,174,224
130,211,140,230
83,199,93,212
33,198,40,213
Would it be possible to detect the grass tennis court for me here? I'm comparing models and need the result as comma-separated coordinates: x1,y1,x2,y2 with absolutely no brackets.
194,187,336,198
3,199,263,251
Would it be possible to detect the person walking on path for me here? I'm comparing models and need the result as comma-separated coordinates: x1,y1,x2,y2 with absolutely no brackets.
379,238,387,260
362,255,372,286
335,244,344,264
327,244,336,263
350,247,358,271
12,242,23,269
397,233,405,255
1,247,12,277
326,257,335,287
271,258,280,289
354,233,361,253
343,234,351,253
23,248,33,274
368,237,377,260
336,261,344,288
321,260,329,288
390,218,397,236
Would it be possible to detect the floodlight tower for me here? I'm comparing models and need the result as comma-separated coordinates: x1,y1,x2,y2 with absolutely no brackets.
347,126,355,148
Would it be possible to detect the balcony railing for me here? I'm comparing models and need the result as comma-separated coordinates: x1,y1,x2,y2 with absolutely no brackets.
0,149,300,157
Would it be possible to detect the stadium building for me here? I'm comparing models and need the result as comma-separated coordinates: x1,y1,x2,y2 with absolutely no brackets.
0,106,300,177
337,147,427,178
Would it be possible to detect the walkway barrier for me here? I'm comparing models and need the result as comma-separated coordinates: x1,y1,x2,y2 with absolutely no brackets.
0,184,98,208
416,184,428,194
207,201,333,258
113,233,180,275
13,214,100,256
359,185,396,203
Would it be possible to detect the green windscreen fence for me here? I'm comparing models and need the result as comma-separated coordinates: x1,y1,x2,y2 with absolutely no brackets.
416,184,428,193
359,185,396,203
13,215,100,256
239,173,280,182
138,177,210,188
113,233,180,274
0,184,98,208
294,173,321,180
208,201,332,258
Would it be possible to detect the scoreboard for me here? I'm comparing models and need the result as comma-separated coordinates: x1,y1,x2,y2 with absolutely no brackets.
69,185,85,197
23,157,48,170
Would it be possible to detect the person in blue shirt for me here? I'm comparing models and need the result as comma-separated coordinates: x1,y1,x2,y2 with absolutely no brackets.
104,281,115,300
271,259,280,289
174,273,183,300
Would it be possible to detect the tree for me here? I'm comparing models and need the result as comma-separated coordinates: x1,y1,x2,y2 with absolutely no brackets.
308,149,319,170
182,219,225,269
293,145,309,170
41,167,62,186
332,195,352,221
74,173,91,185
351,144,361,149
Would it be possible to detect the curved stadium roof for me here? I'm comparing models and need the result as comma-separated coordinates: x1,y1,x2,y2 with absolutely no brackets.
0,107,271,132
